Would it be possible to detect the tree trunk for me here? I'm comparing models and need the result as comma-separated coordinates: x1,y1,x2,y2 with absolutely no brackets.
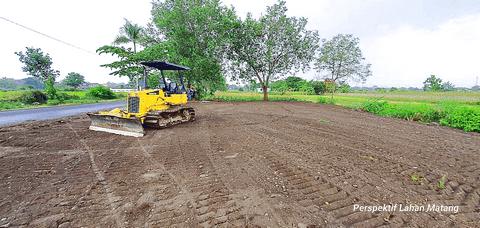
263,86,268,101
331,81,335,103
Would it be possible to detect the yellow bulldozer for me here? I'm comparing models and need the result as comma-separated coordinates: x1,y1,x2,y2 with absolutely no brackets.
87,61,195,137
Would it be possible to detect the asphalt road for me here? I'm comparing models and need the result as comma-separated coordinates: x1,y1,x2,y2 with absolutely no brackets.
0,101,127,126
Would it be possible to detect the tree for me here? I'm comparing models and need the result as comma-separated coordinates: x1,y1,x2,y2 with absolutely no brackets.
423,75,455,92
310,80,327,95
285,76,304,91
423,75,443,91
64,72,85,90
97,39,177,88
338,81,351,93
114,19,144,54
442,81,455,92
298,80,314,95
226,0,319,100
151,0,237,97
23,77,45,89
315,34,372,103
15,47,60,99
0,77,19,90
270,80,289,94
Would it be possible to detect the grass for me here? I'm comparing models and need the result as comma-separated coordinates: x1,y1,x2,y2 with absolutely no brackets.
411,175,420,181
202,91,480,133
0,90,126,111
437,174,447,189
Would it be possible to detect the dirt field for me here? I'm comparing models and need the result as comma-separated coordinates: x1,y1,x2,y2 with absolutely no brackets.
1,101,479,228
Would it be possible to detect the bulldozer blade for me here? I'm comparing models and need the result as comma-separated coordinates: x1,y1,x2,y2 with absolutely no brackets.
87,113,144,137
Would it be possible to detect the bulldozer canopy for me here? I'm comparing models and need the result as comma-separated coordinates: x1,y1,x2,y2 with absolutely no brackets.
141,61,190,71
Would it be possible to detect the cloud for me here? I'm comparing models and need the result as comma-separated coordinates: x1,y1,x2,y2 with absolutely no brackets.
365,14,480,88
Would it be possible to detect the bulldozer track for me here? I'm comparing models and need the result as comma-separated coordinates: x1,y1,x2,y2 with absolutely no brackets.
145,107,195,129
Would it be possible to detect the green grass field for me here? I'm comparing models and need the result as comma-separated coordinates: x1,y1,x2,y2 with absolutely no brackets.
205,91,479,106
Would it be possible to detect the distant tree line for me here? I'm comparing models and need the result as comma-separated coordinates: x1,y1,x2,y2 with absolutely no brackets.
0,76,130,91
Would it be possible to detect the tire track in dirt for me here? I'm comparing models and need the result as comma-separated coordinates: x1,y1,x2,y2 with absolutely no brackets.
67,122,126,228
1,118,110,227
134,136,199,227
146,123,251,227
246,102,480,227
250,128,388,228
203,103,385,227
274,116,480,226
238,104,409,226
200,122,292,227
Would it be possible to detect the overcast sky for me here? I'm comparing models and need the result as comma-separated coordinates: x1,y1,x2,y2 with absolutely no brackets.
1,0,479,88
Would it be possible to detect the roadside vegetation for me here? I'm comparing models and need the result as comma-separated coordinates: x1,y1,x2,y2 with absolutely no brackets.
0,87,125,111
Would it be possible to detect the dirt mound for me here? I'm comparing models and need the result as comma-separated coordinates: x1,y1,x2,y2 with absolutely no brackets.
1,101,479,227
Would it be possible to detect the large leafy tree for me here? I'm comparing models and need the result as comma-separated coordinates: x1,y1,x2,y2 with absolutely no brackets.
423,75,443,91
226,0,319,100
315,34,372,103
423,75,454,91
64,72,85,90
0,77,20,90
97,17,178,89
23,77,45,89
97,41,176,77
151,0,237,96
15,47,60,99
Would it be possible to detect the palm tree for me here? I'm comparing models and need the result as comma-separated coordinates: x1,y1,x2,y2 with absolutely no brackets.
113,19,145,90
113,19,143,53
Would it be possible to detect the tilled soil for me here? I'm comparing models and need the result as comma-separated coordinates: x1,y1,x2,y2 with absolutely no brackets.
1,101,479,228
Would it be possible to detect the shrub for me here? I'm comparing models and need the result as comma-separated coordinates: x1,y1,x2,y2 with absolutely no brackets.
86,86,116,99
440,106,480,132
316,96,336,104
47,99,62,105
360,98,388,114
340,86,351,93
56,92,80,101
317,96,329,104
17,90,47,104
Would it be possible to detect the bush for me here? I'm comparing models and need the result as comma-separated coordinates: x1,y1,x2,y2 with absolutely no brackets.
17,90,47,104
86,86,116,99
47,99,62,105
63,87,77,91
316,96,336,104
56,92,80,101
360,98,388,114
317,96,329,104
440,106,480,132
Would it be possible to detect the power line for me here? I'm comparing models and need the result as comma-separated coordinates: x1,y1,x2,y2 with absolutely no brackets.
0,16,113,59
